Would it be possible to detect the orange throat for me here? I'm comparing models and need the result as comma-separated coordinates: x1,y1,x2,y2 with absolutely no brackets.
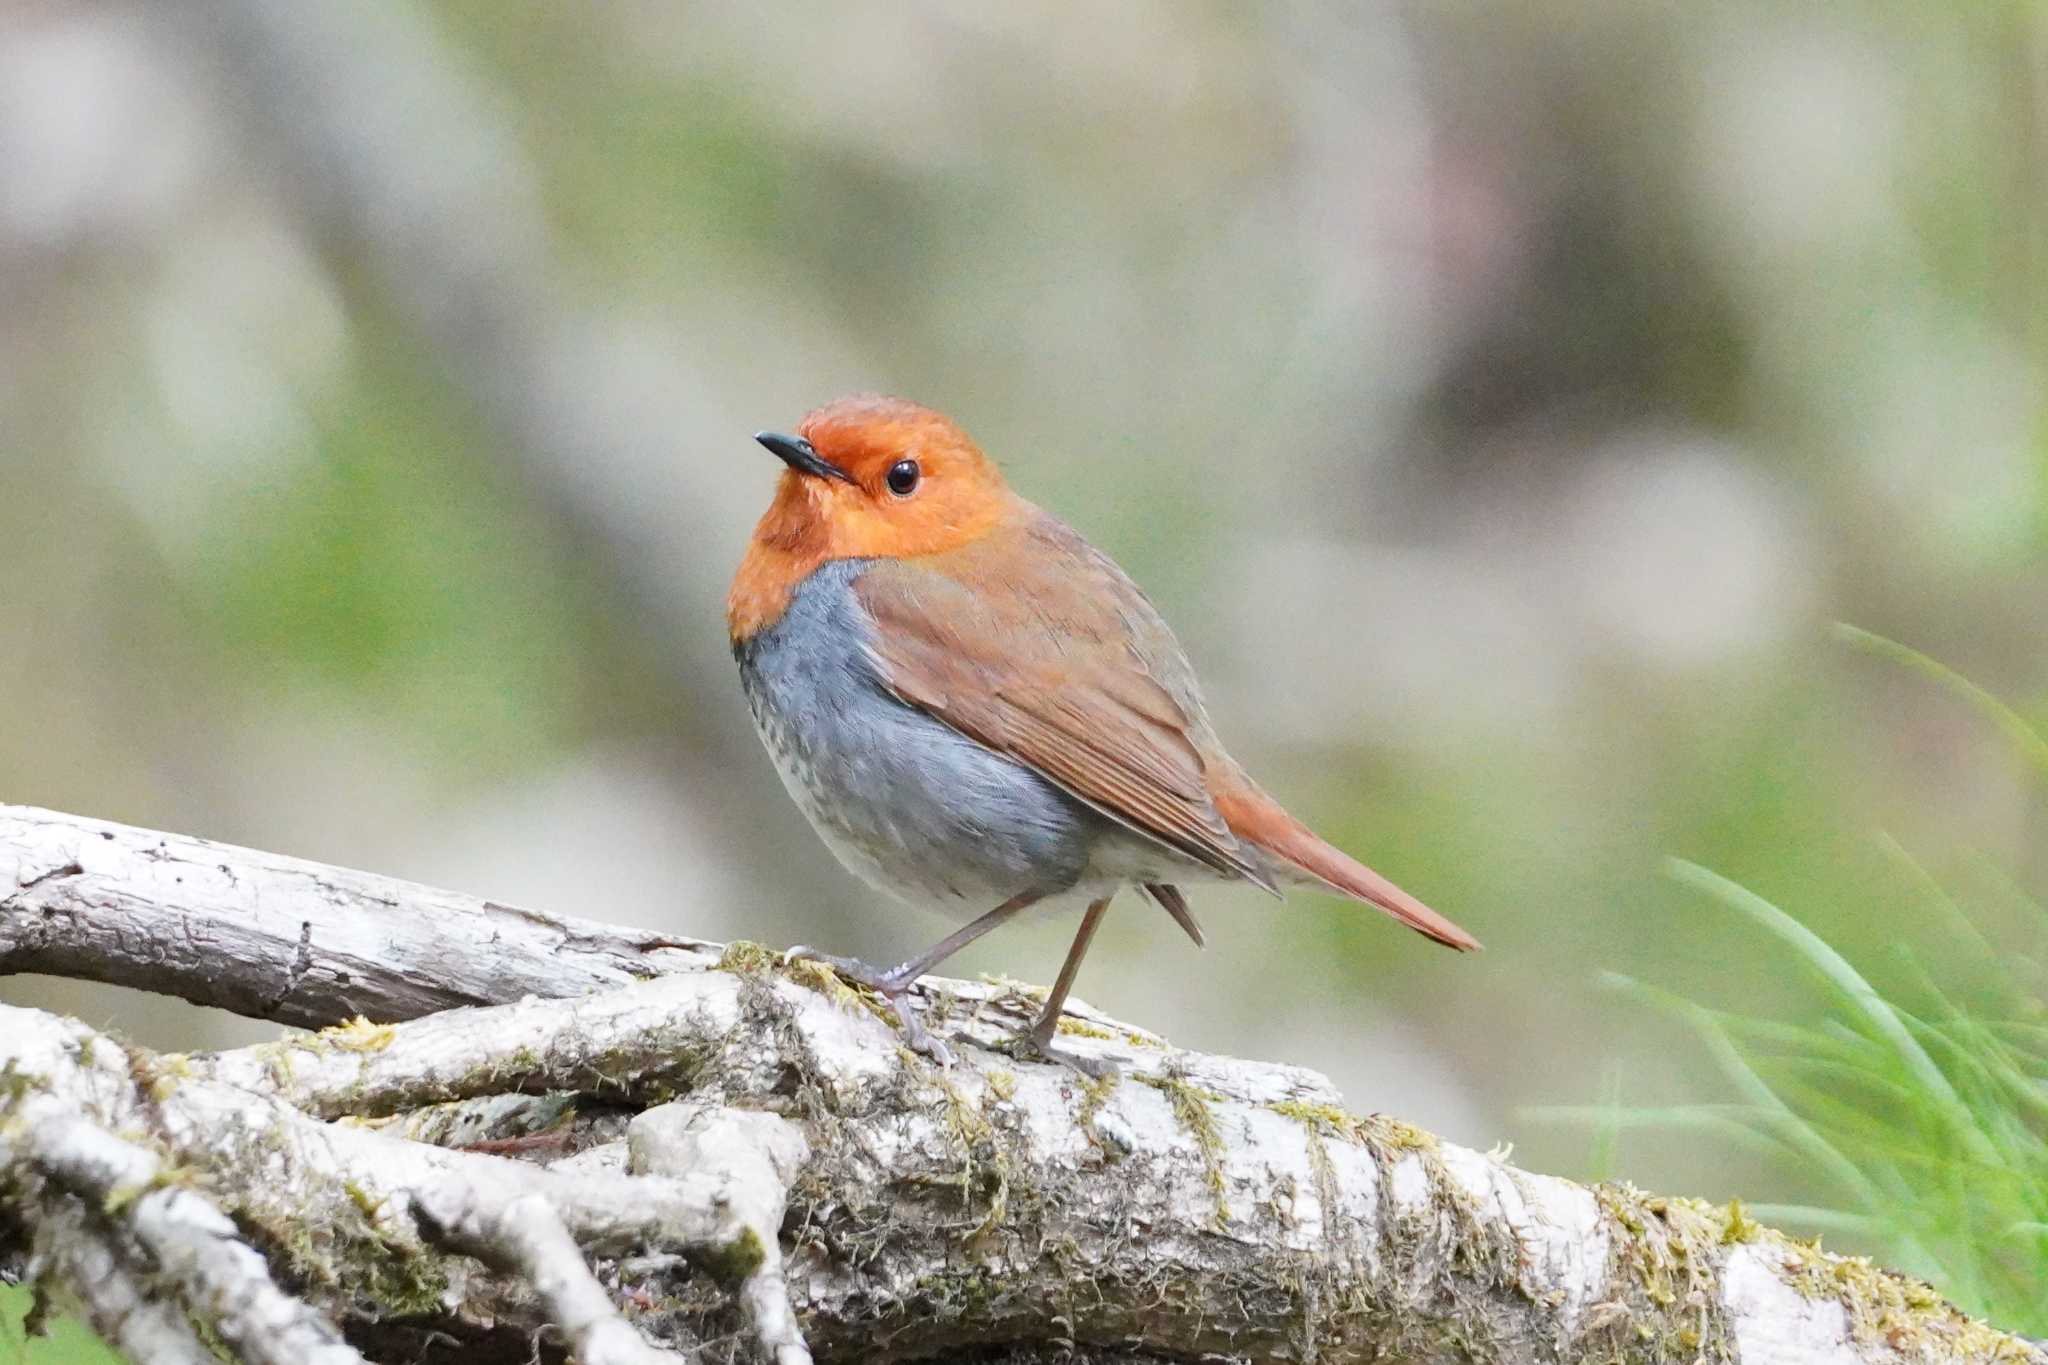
728,476,828,643
727,470,1019,642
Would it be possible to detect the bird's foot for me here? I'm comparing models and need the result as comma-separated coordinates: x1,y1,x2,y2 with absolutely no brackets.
778,949,917,994
1013,1019,1119,1080
783,946,953,1065
892,1004,956,1067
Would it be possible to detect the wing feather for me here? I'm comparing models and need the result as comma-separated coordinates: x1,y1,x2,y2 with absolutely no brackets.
854,524,1276,892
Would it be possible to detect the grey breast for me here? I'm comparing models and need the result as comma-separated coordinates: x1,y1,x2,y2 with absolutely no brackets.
733,558,1096,911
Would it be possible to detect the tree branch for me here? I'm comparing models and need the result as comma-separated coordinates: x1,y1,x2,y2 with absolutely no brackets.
0,804,717,1027
15,1101,365,1365
413,1183,690,1365
9,1195,218,1365
3,804,2040,1363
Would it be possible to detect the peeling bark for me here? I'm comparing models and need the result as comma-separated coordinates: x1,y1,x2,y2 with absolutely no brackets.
2,803,2041,1364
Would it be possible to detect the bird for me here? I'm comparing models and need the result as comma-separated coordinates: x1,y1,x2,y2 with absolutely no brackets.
728,394,1479,1066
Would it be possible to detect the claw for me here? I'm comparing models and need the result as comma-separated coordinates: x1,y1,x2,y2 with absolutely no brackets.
892,1000,956,1067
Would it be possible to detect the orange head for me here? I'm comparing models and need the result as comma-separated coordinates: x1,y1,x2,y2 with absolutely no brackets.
728,395,1022,641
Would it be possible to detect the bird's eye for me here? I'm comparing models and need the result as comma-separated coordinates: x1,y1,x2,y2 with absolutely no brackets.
886,460,921,497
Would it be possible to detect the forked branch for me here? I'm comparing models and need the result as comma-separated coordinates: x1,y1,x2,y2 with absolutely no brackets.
1,804,2038,1364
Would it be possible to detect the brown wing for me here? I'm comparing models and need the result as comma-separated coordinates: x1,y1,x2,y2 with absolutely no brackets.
853,516,1278,893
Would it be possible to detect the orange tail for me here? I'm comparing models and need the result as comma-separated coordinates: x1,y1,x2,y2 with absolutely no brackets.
1215,789,1481,951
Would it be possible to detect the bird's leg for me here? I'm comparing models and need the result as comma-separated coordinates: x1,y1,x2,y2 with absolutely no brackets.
785,890,1044,1063
1021,895,1116,1076
787,889,1045,993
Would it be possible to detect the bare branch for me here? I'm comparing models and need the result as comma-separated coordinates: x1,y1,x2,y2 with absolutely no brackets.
4,804,2042,1363
0,803,717,1027
415,1184,686,1365
415,1103,812,1365
18,1100,365,1365
3,1003,812,1363
628,1105,811,1365
14,1198,217,1365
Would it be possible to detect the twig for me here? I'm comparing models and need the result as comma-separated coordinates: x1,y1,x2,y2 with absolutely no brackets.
14,1196,217,1365
627,1105,811,1365
415,1184,684,1365
4,1003,814,1363
19,1101,365,1365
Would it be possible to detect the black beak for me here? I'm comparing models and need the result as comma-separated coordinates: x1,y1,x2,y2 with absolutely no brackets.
755,431,854,484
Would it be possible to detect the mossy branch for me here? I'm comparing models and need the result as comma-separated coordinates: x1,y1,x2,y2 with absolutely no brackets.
3,803,2042,1363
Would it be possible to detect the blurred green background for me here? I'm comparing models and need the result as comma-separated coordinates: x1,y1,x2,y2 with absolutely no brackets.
3,0,2045,1351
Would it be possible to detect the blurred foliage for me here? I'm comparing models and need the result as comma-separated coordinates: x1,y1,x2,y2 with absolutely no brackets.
0,1287,120,1365
190,325,608,774
1535,635,2048,1331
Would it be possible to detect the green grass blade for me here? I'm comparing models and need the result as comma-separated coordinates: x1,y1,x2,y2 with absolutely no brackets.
1873,832,2004,973
1832,623,2048,779
1599,971,1900,1214
1666,860,1971,1120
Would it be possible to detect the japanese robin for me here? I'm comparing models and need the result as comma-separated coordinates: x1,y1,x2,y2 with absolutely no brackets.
728,395,1478,1064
